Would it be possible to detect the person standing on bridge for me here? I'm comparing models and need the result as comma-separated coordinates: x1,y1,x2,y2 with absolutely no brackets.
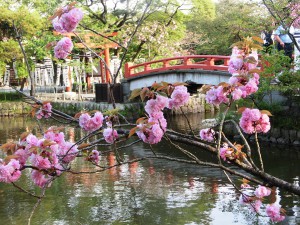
274,23,295,63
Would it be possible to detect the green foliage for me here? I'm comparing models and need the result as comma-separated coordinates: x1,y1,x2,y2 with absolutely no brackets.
0,5,44,39
0,61,6,76
0,92,22,101
25,32,56,61
260,50,291,77
0,39,22,63
187,0,270,55
278,69,300,98
15,62,28,78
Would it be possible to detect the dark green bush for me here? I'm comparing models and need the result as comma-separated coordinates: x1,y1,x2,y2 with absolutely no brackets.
0,92,22,101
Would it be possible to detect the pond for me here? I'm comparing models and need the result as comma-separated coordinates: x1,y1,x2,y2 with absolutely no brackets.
0,115,299,225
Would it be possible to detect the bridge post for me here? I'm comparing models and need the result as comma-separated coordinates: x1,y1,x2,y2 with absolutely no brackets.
144,63,151,71
124,63,134,78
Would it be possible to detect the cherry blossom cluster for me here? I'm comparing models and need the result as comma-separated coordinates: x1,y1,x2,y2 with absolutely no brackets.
206,46,259,105
79,112,104,132
36,102,52,119
87,149,100,165
239,185,285,222
239,108,270,134
52,7,83,33
0,159,21,183
0,127,79,188
54,37,74,59
136,86,190,145
103,125,118,144
199,128,215,142
51,6,83,59
79,112,119,144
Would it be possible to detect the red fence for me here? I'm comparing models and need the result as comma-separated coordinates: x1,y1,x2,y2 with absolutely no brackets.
124,55,231,78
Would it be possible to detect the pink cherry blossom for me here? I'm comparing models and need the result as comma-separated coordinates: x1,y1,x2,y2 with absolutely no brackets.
54,37,73,59
79,113,91,128
58,142,79,163
220,143,231,161
228,47,244,74
241,79,258,96
44,128,65,145
15,148,31,165
91,112,104,129
79,112,104,132
168,85,190,108
239,108,271,134
148,115,167,131
26,134,39,148
31,170,52,188
0,159,21,183
266,203,285,222
136,123,164,145
206,86,229,106
36,103,52,119
232,88,243,100
145,95,168,116
52,17,66,33
252,200,262,213
30,154,52,170
60,8,83,32
199,128,215,142
103,128,118,144
254,185,271,198
88,150,100,164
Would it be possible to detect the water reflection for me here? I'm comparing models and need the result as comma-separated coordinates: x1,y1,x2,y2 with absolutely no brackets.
0,116,299,225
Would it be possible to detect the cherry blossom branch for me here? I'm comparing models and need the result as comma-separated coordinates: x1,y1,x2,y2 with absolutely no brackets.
27,177,54,225
11,182,41,199
78,23,127,50
179,106,195,136
254,131,264,171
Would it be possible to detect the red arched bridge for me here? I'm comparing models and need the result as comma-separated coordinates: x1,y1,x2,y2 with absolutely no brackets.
122,55,234,93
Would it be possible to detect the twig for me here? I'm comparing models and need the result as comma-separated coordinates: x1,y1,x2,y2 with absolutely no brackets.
254,132,264,171
11,183,41,199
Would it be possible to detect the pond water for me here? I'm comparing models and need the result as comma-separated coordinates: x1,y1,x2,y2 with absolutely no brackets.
0,115,299,225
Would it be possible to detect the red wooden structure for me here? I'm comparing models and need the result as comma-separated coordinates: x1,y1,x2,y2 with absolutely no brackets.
54,31,119,91
124,55,231,78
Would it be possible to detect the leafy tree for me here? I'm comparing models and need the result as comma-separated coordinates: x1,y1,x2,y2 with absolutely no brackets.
187,0,270,55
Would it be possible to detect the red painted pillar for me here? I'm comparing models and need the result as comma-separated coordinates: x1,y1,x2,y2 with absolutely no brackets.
104,47,111,83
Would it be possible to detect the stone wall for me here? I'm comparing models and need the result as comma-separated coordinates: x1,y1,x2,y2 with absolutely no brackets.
223,123,300,146
169,93,218,114
0,102,31,116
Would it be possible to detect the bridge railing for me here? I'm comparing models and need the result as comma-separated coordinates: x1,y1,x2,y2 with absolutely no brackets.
124,55,231,78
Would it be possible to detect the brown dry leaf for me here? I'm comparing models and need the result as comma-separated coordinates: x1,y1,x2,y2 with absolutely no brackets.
237,107,247,114
0,142,17,155
173,82,188,86
129,88,142,100
128,127,138,138
200,85,213,94
151,82,161,90
140,87,149,102
248,69,261,74
78,143,91,150
242,178,250,184
252,36,264,44
136,117,147,124
20,132,30,141
48,8,63,20
45,41,57,50
43,139,56,147
260,110,273,116
218,82,230,87
4,155,19,164
74,112,83,119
